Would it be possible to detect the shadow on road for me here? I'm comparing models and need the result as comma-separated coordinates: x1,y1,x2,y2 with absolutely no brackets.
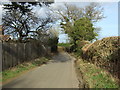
52,52,71,63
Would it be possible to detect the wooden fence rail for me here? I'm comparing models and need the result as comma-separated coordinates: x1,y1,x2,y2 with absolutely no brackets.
1,42,50,71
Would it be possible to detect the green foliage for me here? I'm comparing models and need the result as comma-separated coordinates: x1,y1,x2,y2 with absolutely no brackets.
58,43,71,47
48,37,59,52
58,43,72,52
66,17,98,52
48,27,59,52
75,47,83,56
72,17,98,41
48,37,58,46
56,3,104,52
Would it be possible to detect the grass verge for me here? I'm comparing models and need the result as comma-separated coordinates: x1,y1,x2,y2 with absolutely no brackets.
1,57,50,83
74,56,119,88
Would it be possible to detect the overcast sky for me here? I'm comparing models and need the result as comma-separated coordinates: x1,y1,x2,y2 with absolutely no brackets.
0,0,119,43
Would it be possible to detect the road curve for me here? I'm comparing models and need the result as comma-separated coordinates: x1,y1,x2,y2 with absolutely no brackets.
3,52,79,88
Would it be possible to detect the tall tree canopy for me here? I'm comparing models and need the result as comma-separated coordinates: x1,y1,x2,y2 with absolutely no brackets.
2,1,54,42
50,2,105,52
72,17,97,42
84,3,104,22
51,2,104,41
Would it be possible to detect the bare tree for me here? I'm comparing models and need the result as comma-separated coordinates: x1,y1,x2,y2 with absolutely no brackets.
50,2,105,40
84,2,105,22
2,2,54,42
3,9,38,42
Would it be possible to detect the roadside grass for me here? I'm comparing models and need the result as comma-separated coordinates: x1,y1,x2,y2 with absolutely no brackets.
1,57,50,82
75,57,119,88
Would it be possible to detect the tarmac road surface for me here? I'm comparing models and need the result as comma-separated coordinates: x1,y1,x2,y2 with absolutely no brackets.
3,52,79,88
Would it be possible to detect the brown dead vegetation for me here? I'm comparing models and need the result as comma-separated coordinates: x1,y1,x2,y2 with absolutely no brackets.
82,36,120,82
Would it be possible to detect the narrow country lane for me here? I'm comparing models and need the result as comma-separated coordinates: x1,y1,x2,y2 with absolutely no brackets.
3,52,79,88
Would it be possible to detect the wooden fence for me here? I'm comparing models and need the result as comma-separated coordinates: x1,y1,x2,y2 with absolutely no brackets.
1,42,50,70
